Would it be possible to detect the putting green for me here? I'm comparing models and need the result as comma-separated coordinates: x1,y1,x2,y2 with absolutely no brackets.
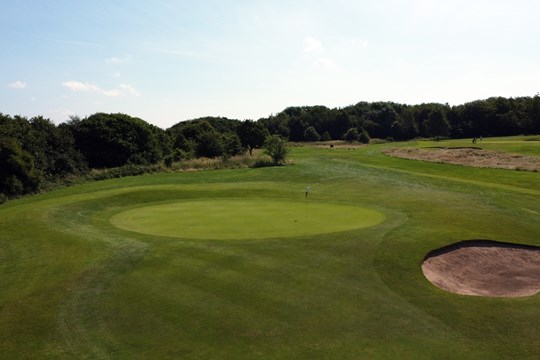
109,198,386,240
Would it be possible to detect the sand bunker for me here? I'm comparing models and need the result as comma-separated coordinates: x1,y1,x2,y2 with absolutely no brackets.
422,240,540,297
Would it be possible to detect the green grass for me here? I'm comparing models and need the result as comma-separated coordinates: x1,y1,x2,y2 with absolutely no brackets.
110,198,385,240
0,136,539,359
416,135,540,156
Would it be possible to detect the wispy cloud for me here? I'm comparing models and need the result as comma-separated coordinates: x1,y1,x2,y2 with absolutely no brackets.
62,81,100,92
105,55,133,64
145,47,227,61
314,57,338,70
8,81,27,89
304,37,323,53
53,39,103,47
62,81,140,97
119,84,140,96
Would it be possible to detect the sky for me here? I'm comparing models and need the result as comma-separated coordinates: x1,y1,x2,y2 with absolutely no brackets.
1,0,539,128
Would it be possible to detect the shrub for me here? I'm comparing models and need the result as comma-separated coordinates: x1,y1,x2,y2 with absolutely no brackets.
304,126,321,142
358,130,370,144
343,128,360,142
263,135,288,165
321,131,332,142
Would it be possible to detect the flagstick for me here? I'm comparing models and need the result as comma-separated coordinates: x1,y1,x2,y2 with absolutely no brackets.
305,186,311,219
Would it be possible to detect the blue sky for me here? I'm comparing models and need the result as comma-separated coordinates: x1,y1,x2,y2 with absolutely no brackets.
1,0,539,128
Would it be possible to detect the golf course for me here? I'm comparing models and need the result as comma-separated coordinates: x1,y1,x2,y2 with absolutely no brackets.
1,136,539,359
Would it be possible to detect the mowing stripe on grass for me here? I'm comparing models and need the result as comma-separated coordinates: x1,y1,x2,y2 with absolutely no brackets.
357,162,540,196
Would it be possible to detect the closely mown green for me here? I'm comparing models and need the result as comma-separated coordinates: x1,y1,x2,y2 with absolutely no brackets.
110,198,385,240
0,136,538,359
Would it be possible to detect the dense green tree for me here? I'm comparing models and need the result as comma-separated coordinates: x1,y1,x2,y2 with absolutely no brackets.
343,128,360,142
28,116,87,177
174,120,215,141
237,120,268,155
461,100,495,137
258,114,290,138
0,138,41,196
321,131,332,141
168,118,244,159
263,135,288,165
528,94,540,133
174,135,196,156
0,113,32,140
303,126,321,141
222,133,243,157
425,109,450,138
195,131,225,158
358,130,370,144
287,116,307,142
362,103,401,139
332,112,356,139
68,113,163,168
1,114,87,181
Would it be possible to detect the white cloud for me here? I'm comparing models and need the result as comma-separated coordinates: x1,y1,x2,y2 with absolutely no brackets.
62,81,100,92
105,55,132,64
119,84,141,96
304,37,323,52
314,57,338,70
62,81,140,97
8,81,27,89
145,47,227,61
102,89,123,97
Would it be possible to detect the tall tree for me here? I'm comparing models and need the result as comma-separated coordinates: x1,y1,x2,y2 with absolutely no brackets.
0,138,41,196
68,113,163,168
303,126,321,141
237,120,268,155
425,108,450,138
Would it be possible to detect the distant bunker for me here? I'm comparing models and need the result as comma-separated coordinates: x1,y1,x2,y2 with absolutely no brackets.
110,198,386,240
422,240,540,297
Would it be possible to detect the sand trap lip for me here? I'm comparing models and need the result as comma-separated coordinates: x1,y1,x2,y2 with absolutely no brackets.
422,240,540,297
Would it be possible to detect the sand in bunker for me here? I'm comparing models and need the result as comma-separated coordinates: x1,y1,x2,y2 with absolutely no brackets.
422,240,540,297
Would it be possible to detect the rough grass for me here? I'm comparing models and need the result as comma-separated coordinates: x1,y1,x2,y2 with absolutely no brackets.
168,150,273,171
384,147,540,172
0,136,538,359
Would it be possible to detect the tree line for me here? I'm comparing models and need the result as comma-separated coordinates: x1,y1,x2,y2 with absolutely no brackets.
260,95,540,142
1,95,539,200
0,112,274,200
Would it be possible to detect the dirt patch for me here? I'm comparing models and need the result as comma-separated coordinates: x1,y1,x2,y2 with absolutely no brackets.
384,147,540,172
422,240,540,297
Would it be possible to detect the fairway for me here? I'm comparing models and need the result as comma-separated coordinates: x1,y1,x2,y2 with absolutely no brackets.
110,198,385,239
0,136,539,359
